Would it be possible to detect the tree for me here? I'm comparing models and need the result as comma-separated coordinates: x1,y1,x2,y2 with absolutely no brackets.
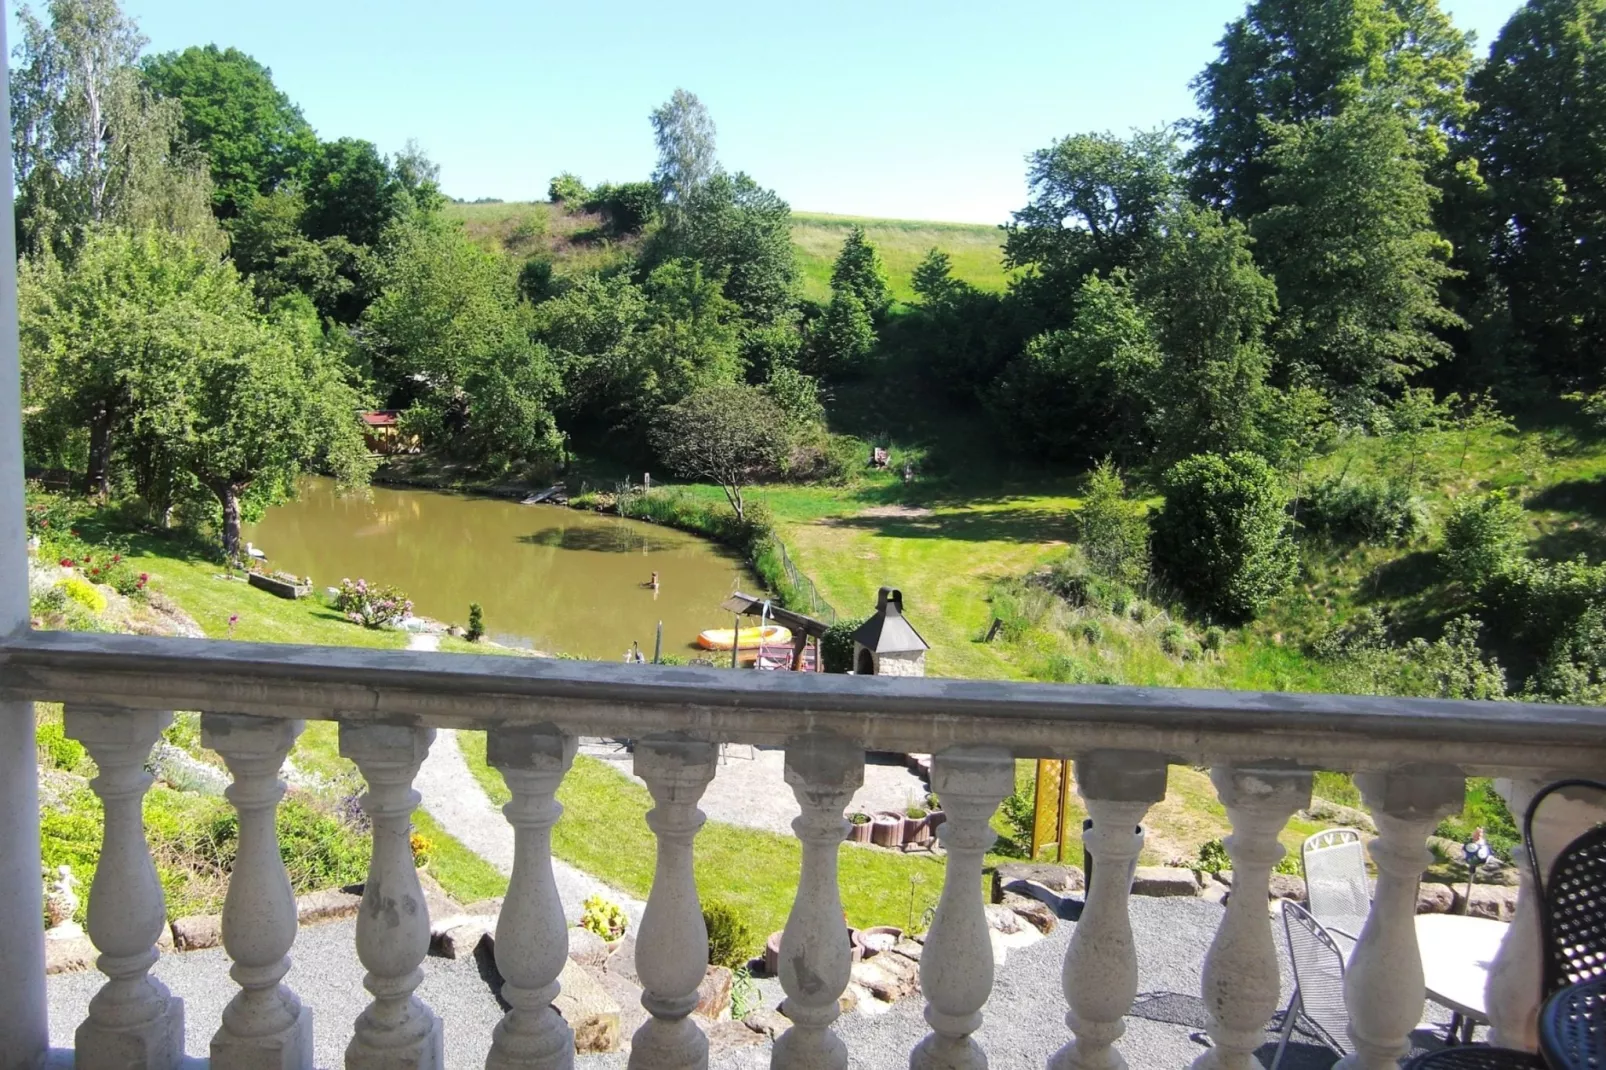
631,258,743,408
829,225,891,318
1076,459,1150,587
1253,105,1459,398
535,273,648,424
140,44,318,215
1138,203,1278,462
361,214,561,465
11,0,216,253
1187,0,1477,217
912,248,963,306
1467,0,1606,384
1151,451,1298,622
1004,128,1180,300
990,272,1159,462
808,291,876,374
650,88,718,225
302,137,403,248
663,171,798,328
649,384,786,522
1442,491,1527,587
226,187,365,317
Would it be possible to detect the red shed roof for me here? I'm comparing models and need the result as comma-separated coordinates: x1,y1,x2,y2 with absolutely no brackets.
361,411,400,427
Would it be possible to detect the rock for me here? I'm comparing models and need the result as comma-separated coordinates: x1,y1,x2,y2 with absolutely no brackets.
1457,884,1520,921
415,869,462,924
296,888,364,926
1001,891,1058,935
568,925,609,969
1198,882,1229,906
155,923,174,952
554,958,621,1054
1269,875,1307,901
1131,866,1201,897
606,934,640,985
743,1007,791,1038
461,897,505,916
991,862,1085,902
847,982,888,1015
44,931,96,974
171,913,223,951
434,920,492,960
891,938,924,962
702,1019,766,1055
985,903,1023,934
1417,883,1455,914
850,953,919,1003
594,965,647,1039
989,928,1009,968
838,985,860,1015
694,965,734,1022
1214,870,1233,886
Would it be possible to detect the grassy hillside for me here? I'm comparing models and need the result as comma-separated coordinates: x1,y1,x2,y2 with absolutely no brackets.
442,200,1011,301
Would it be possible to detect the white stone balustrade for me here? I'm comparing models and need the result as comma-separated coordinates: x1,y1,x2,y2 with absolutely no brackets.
6,633,1606,1070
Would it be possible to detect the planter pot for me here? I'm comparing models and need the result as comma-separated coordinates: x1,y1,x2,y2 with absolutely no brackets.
846,815,873,843
764,930,784,976
927,810,946,837
848,927,865,963
903,812,932,846
870,812,904,848
604,935,624,955
248,572,311,600
859,925,904,957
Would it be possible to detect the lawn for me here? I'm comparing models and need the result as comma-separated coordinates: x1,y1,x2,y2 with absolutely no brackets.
790,212,1010,304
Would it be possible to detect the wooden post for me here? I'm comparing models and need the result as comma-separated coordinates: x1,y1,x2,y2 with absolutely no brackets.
1056,759,1071,863
731,614,740,670
653,621,663,665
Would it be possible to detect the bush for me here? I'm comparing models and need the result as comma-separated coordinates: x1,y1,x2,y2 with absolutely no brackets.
822,617,868,673
588,181,659,235
580,895,628,941
335,578,412,629
1045,562,1133,614
36,719,86,772
1151,452,1297,623
1077,460,1150,586
1203,625,1227,653
702,899,757,970
467,603,484,643
1442,492,1526,587
1302,476,1427,544
58,576,106,614
518,256,555,303
1196,839,1231,873
548,172,589,205
1078,619,1104,645
1159,622,1189,657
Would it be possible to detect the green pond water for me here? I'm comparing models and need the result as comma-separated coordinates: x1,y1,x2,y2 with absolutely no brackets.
244,478,756,659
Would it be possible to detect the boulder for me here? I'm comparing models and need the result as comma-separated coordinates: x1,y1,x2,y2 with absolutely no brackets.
985,904,1023,935
744,1007,791,1038
1001,892,1058,935
171,913,223,951
156,923,174,952
850,953,918,1003
1269,875,1307,901
568,925,609,969
1417,883,1455,914
44,931,96,974
838,985,860,1015
694,966,733,1022
991,862,1084,902
702,1019,766,1056
554,959,621,1054
891,939,924,962
1131,867,1201,897
606,934,640,985
296,888,364,925
1457,884,1520,921
434,920,492,960
595,965,647,1039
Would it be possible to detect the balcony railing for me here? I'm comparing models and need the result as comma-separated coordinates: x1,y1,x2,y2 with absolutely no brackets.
3,629,1606,1070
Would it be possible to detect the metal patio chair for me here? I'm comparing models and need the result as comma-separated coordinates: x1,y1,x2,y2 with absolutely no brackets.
1271,901,1351,1070
1302,827,1371,944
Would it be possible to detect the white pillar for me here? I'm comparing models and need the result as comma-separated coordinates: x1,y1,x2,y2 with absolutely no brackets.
486,725,578,1070
1337,767,1463,1070
773,735,864,1070
629,737,718,1070
911,746,1013,1070
204,714,314,1070
65,705,186,1070
340,724,442,1070
1052,751,1169,1070
1192,763,1312,1070
0,4,49,1064
1486,776,1606,1051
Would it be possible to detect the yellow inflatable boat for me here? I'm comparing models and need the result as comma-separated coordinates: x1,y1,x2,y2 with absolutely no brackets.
696,624,792,651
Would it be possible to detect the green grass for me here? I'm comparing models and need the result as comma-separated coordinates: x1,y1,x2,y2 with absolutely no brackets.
458,731,946,936
790,212,1010,304
414,809,509,903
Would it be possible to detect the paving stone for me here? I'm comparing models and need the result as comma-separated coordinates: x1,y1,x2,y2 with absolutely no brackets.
568,924,609,969
171,913,222,951
991,862,1085,902
1131,866,1202,897
554,958,621,1054
1001,891,1058,935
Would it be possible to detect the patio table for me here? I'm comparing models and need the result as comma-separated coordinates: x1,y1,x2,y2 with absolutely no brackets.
1417,912,1510,1044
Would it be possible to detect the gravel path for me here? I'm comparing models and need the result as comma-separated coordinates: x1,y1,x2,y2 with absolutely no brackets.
415,728,645,925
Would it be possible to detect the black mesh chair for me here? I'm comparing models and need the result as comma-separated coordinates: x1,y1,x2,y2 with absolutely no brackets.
1540,976,1606,1070
1406,777,1606,1070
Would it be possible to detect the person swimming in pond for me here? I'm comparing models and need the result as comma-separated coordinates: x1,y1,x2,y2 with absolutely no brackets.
646,571,659,591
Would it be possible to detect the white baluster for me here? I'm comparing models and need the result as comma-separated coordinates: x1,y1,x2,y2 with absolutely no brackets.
486,725,578,1070
912,746,1013,1070
630,737,718,1070
340,724,442,1070
773,735,865,1070
1337,767,1463,1070
65,705,186,1070
1052,751,1169,1070
1192,763,1312,1070
204,714,314,1070
1485,776,1606,1051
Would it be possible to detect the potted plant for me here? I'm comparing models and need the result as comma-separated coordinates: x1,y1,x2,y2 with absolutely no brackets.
845,811,873,843
859,925,904,957
580,894,628,951
247,569,312,600
926,792,946,837
903,804,931,847
871,811,904,848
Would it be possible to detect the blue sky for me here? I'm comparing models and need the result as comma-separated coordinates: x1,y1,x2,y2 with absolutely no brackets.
43,0,1527,223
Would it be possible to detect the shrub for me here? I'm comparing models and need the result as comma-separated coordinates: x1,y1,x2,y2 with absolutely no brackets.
589,181,659,235
518,256,555,303
467,603,484,643
1151,452,1297,623
1302,476,1427,544
1159,622,1189,657
1078,619,1104,645
58,576,106,615
1129,599,1152,624
335,578,412,629
581,895,628,941
1077,460,1150,586
548,172,589,205
702,899,757,970
822,617,868,673
1442,491,1526,587
1196,839,1231,873
1203,626,1227,653
36,720,86,772
1045,562,1132,613
998,787,1036,858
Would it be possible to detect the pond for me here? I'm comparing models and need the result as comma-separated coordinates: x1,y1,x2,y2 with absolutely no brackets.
243,477,757,660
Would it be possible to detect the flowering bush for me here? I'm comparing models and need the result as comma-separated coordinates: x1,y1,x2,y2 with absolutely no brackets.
80,551,147,600
58,577,106,615
580,895,628,941
335,578,412,629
